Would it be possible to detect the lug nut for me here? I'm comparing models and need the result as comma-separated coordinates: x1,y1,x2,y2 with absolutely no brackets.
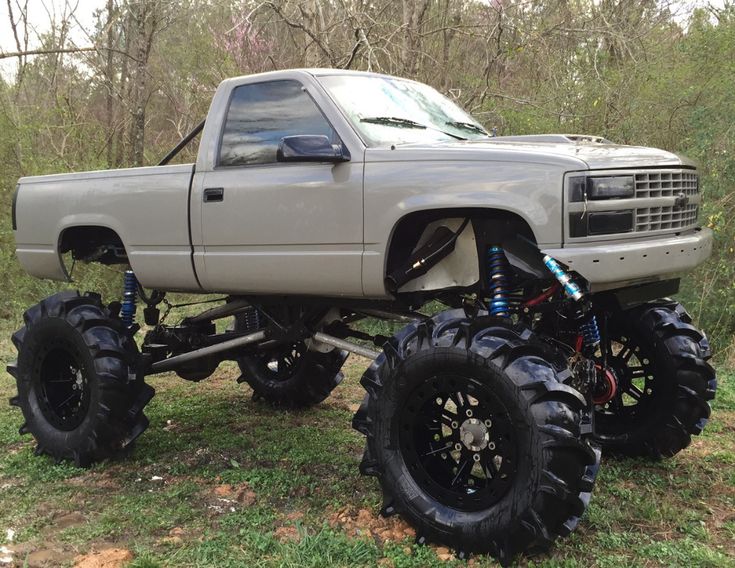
466,409,473,417
455,443,462,451
484,419,492,428
451,421,459,429
473,453,481,462
488,442,496,450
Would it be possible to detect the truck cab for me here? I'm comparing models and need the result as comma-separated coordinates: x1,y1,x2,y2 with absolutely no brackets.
13,68,712,300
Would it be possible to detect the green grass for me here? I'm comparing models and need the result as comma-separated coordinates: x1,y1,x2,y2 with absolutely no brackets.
0,346,733,566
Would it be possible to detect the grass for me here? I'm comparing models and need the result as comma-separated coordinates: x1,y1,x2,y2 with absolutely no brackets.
0,328,734,567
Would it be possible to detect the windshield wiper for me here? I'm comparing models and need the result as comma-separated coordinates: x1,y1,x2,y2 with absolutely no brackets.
445,121,489,136
360,116,466,140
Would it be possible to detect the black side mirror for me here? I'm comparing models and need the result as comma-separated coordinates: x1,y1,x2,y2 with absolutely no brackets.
277,135,350,163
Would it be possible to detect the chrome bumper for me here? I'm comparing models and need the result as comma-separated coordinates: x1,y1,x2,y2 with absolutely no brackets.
541,228,713,290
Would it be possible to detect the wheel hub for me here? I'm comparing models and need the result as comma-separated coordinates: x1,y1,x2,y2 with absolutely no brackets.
400,373,518,511
459,418,489,451
34,342,90,431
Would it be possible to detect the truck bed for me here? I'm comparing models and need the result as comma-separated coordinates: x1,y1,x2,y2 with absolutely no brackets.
14,164,200,292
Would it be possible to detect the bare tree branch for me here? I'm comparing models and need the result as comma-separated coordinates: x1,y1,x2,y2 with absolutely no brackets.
0,46,141,61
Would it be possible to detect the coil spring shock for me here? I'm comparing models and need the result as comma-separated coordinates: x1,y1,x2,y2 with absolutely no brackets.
580,313,601,349
121,270,138,328
543,254,600,350
487,245,511,317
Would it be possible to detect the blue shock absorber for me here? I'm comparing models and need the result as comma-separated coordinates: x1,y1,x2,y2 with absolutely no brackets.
121,270,138,328
542,255,583,301
543,254,600,349
487,245,511,317
580,315,601,348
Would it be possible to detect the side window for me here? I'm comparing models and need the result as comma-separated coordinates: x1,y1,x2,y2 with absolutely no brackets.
218,80,336,167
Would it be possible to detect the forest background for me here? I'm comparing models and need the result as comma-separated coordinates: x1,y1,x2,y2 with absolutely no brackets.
1,1,734,360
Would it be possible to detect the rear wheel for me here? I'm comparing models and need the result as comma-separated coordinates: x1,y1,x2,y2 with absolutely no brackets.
353,310,600,565
593,300,716,458
235,308,347,407
7,291,154,467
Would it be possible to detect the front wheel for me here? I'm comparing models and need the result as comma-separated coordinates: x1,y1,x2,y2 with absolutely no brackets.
593,300,716,458
7,291,154,467
353,311,599,565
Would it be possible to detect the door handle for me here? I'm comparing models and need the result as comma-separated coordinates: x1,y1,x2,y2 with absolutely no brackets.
203,187,224,203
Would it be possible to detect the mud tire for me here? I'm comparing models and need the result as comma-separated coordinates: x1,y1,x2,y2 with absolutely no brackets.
593,300,716,458
7,291,153,467
353,310,600,565
238,345,347,408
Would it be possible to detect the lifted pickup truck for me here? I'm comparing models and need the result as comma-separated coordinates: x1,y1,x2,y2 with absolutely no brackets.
9,69,716,563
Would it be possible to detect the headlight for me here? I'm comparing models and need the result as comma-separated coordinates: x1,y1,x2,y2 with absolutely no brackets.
569,175,635,202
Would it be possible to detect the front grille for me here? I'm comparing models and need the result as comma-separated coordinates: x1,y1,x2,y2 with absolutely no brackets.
634,170,698,198
634,170,699,233
635,204,698,232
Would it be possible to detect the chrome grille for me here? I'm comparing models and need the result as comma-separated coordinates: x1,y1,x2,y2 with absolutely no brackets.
634,170,699,233
634,170,698,198
635,204,698,232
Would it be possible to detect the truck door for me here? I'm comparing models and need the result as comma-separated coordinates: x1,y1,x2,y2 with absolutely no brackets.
191,79,364,296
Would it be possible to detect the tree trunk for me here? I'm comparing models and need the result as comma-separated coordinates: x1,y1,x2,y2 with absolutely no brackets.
400,0,430,77
114,10,132,167
105,0,116,167
130,2,148,167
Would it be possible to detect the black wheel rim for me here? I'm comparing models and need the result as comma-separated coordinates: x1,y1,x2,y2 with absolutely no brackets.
258,343,306,381
34,341,90,431
399,374,517,511
595,332,657,436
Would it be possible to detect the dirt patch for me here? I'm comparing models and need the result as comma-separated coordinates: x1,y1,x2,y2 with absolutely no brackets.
53,511,86,530
211,482,257,505
158,526,186,546
66,472,120,491
330,506,415,545
213,484,234,497
205,482,257,515
434,547,455,562
2,546,76,567
73,547,133,568
274,525,300,543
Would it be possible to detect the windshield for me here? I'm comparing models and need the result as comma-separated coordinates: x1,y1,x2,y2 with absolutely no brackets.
316,74,489,146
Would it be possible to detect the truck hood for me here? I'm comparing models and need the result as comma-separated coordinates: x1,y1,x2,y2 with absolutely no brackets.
368,138,695,171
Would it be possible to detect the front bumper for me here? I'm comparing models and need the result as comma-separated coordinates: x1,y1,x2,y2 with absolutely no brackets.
541,227,713,290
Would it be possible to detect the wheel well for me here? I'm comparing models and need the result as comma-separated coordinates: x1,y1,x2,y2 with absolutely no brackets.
59,226,128,265
385,208,538,279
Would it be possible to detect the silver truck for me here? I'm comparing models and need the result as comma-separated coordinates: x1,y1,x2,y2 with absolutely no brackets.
8,69,717,563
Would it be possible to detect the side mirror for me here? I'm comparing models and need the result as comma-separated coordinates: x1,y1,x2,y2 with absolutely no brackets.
277,135,350,163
